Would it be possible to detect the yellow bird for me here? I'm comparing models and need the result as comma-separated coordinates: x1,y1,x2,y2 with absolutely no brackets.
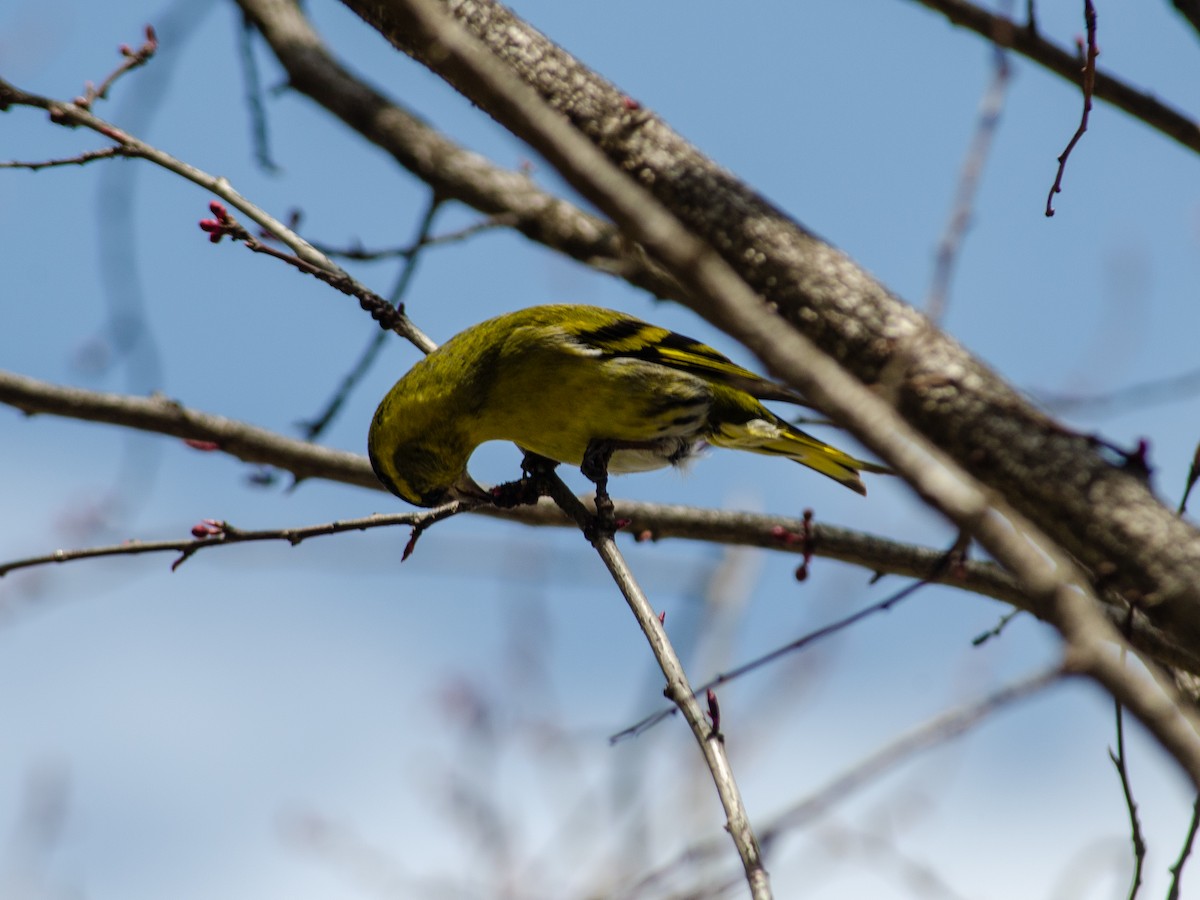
369,305,886,507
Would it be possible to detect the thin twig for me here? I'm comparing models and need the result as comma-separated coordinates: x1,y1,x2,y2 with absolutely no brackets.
971,608,1022,646
1045,0,1098,216
1167,796,1200,900
612,575,934,742
0,509,461,577
75,25,159,110
908,0,1200,156
236,11,282,173
0,147,132,170
198,201,435,353
0,72,435,353
311,213,516,261
926,24,1010,323
0,77,318,266
1109,696,1146,900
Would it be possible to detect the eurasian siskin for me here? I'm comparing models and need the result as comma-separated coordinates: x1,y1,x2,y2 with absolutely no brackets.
369,304,886,507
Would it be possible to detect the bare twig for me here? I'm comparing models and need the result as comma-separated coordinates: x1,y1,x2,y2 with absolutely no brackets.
0,509,460,577
235,11,282,172
1109,697,1146,900
0,147,132,170
971,608,1023,646
76,25,159,110
197,201,435,353
311,213,517,262
1167,796,1200,900
0,72,436,353
0,77,320,267
907,0,1200,155
1045,0,1098,216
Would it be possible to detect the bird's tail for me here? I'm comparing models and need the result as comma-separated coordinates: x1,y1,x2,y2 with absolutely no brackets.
708,394,889,495
762,427,888,495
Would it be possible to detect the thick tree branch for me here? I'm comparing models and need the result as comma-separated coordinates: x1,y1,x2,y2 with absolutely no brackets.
337,0,1200,661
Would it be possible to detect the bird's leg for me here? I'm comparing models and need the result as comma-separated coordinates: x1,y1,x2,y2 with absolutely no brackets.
521,451,560,481
581,439,616,522
491,451,559,508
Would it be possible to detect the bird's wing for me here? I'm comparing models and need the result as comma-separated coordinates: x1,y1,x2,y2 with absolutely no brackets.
568,316,811,406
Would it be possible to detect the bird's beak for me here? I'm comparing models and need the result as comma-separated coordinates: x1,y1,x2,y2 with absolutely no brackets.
449,473,491,506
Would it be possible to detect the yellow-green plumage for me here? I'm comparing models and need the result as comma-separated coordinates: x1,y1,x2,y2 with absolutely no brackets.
369,305,886,507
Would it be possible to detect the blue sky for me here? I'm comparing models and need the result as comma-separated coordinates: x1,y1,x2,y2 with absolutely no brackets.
3,1,1200,897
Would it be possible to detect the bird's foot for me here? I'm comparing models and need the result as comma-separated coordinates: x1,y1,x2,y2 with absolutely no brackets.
491,452,560,508
582,439,617,530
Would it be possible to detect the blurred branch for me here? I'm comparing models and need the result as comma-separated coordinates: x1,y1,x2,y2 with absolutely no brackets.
613,574,936,742
4,369,1200,676
618,664,1063,899
1109,697,1147,900
235,0,685,301
907,0,1200,155
926,30,1010,322
299,195,443,443
1036,364,1200,417
235,11,281,173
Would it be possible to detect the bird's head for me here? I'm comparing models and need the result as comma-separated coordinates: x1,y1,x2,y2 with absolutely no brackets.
368,372,488,508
